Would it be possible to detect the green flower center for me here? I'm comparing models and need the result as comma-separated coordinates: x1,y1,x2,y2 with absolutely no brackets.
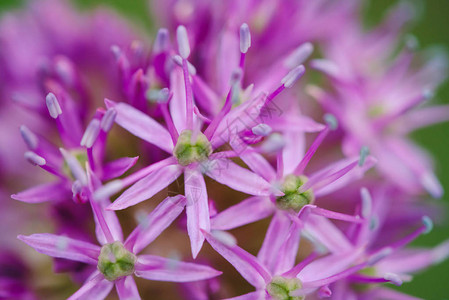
276,175,314,212
97,241,137,281
173,130,212,166
267,276,304,300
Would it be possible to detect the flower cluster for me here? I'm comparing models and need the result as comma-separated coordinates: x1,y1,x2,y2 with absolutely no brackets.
1,0,449,299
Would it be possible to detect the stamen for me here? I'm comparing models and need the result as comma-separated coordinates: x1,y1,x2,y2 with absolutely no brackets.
281,65,306,88
323,114,338,130
54,56,76,86
172,55,197,75
153,28,169,54
176,25,190,59
157,88,170,103
252,124,272,137
110,45,121,60
294,124,330,175
310,59,339,77
358,146,370,166
93,179,123,201
20,125,38,150
100,108,117,132
46,93,62,119
59,148,87,185
383,273,403,286
211,230,237,247
360,187,372,219
422,216,433,234
284,42,314,69
239,23,251,54
80,119,101,148
24,151,46,166
261,133,286,153
367,247,393,265
134,210,150,230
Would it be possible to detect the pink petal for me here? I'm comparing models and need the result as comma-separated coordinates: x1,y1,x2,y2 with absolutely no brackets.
135,255,222,282
11,181,69,203
270,115,325,133
102,156,139,181
303,215,353,253
298,248,363,283
204,159,277,196
185,168,210,258
203,230,271,289
257,212,292,273
125,195,187,254
211,196,275,230
308,156,376,197
282,132,306,176
115,276,141,300
108,165,182,210
94,198,124,246
18,233,100,265
105,99,174,153
273,221,302,275
67,271,113,300
169,68,187,133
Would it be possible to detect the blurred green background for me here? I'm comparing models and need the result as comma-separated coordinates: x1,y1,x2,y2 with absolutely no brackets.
0,0,448,298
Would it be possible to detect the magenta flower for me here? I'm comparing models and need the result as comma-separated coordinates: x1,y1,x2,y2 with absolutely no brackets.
202,228,374,299
18,164,221,299
211,117,376,243
11,91,137,205
94,25,310,258
308,2,448,198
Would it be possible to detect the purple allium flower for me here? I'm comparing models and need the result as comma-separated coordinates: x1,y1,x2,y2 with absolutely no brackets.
308,2,448,199
202,228,371,299
18,164,221,299
11,94,138,205
93,25,312,258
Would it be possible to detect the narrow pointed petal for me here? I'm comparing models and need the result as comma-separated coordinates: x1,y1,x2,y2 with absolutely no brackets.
169,68,188,132
282,131,306,176
115,276,141,300
257,212,291,273
125,195,187,254
274,221,302,274
211,196,274,230
108,165,182,210
270,115,325,133
204,159,278,196
105,99,174,153
299,248,364,283
18,234,100,264
308,156,376,197
11,181,69,203
93,198,124,246
185,169,210,258
102,156,139,181
68,271,113,300
135,255,222,282
303,215,353,253
203,230,271,288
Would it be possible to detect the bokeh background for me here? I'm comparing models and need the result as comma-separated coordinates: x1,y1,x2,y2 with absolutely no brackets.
0,0,448,299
